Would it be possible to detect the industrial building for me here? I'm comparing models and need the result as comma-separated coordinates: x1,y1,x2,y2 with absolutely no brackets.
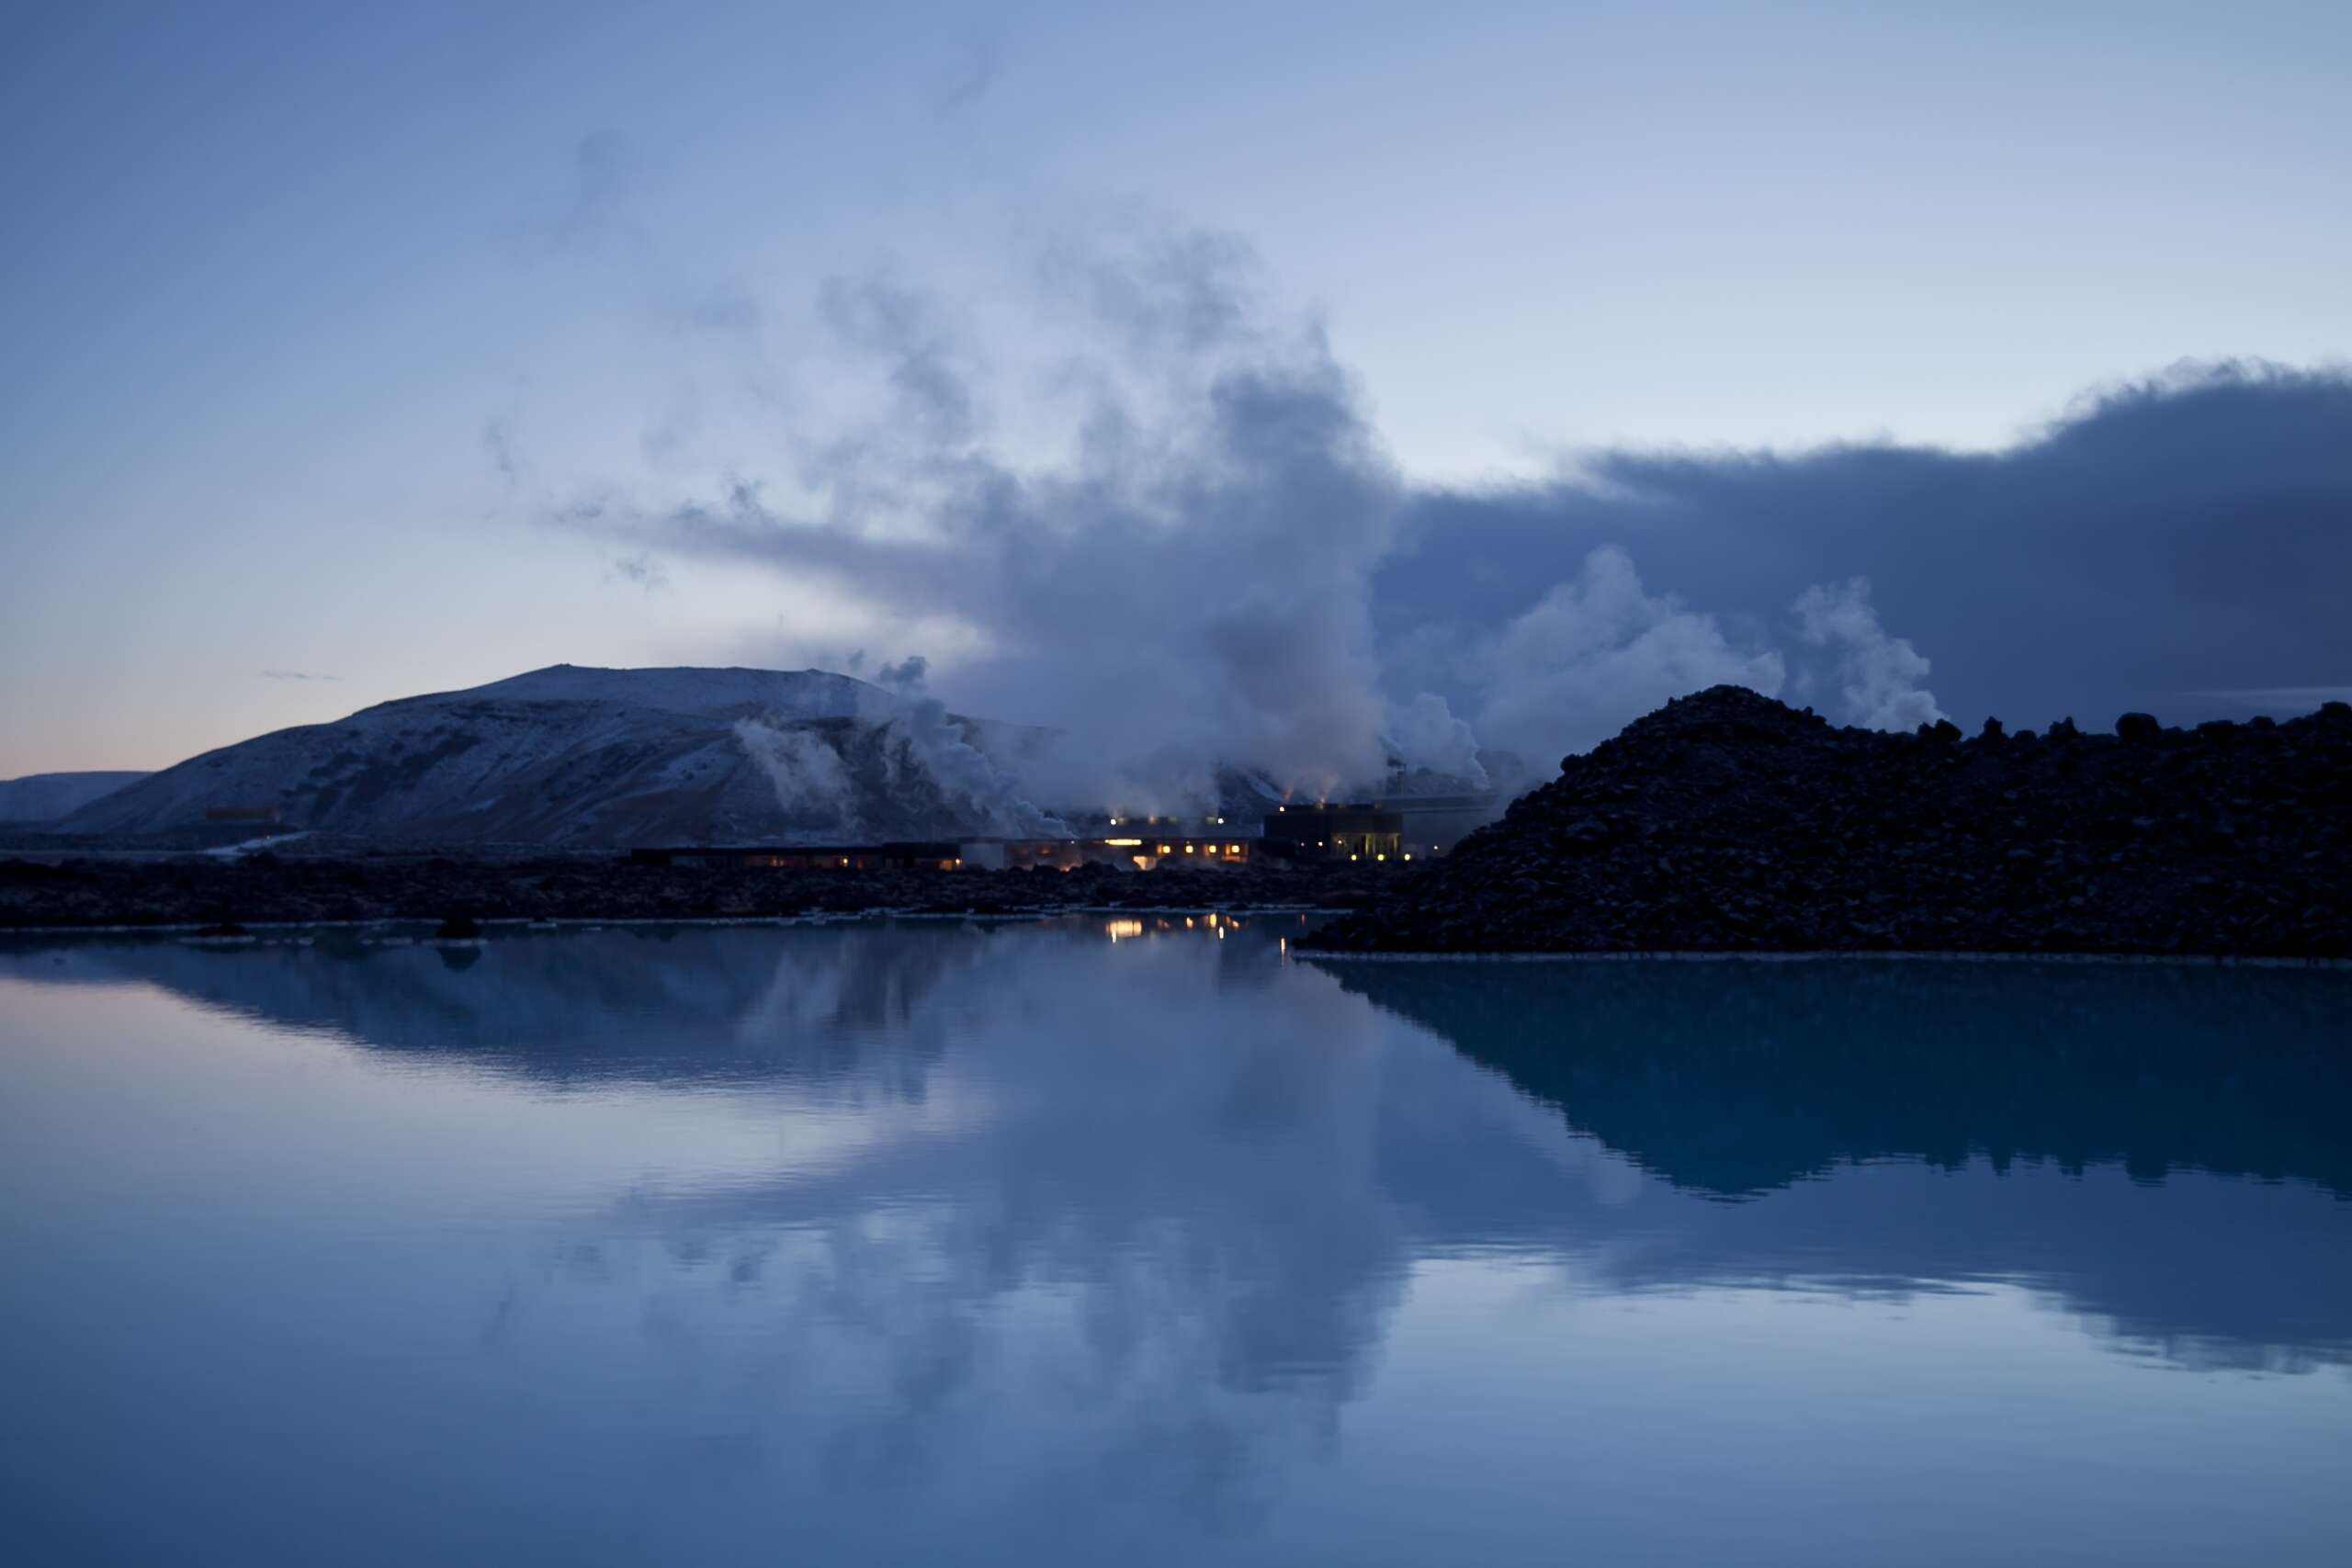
963,829,1252,872
1257,804,1406,863
628,842,963,871
627,805,1429,875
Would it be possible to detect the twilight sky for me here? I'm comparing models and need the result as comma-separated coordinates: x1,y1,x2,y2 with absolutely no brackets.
3,0,2348,777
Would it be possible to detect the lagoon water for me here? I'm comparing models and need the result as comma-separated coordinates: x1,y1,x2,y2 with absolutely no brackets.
3,918,2349,1565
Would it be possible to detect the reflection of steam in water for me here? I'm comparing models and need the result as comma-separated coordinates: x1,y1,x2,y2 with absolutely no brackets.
507,923,1405,1540
6,923,2352,1544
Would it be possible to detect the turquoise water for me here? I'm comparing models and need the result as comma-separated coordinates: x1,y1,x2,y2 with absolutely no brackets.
2,919,2347,1565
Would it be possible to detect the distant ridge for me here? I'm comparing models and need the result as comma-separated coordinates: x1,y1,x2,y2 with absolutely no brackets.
1306,685,2352,958
0,772,150,823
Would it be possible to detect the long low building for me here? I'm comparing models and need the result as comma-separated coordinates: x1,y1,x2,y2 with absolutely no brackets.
628,834,1261,874
964,834,1254,871
628,842,963,871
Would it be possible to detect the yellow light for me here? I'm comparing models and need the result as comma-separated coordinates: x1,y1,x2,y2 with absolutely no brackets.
1103,838,1142,846
1376,853,1385,861
1184,843,1194,853
1159,843,1170,854
1351,853,1359,861
1404,853,1413,862
1227,843,1240,853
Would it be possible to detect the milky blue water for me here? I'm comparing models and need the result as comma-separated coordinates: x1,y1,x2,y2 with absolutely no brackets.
3,919,2348,1565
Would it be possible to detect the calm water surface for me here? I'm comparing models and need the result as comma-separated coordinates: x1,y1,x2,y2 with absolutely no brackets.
2,918,2348,1565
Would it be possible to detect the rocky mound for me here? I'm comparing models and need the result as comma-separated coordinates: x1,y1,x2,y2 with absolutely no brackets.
1306,686,2352,957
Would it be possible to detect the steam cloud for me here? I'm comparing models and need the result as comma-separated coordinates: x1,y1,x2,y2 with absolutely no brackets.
1792,578,1943,730
537,209,2352,815
733,718,861,837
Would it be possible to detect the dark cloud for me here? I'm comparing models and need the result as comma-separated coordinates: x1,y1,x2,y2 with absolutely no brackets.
1381,362,2352,734
610,552,669,592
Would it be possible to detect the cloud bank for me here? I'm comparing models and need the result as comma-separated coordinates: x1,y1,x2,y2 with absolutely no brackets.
1385,362,2352,742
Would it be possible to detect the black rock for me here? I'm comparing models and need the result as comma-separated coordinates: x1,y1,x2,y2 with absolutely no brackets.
1305,684,2352,959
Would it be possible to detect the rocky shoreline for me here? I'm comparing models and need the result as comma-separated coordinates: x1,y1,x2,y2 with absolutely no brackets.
0,852,1392,932
1306,687,2352,959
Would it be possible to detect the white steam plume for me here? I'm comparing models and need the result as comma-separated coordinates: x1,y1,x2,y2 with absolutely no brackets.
539,215,1952,812
1792,578,1944,730
732,718,860,837
857,689,1068,838
1472,547,1786,773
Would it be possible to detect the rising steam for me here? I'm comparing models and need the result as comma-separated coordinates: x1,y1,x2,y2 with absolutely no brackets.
543,220,2010,817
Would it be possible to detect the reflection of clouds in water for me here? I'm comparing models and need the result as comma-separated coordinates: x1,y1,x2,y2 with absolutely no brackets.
570,929,1410,1539
7,920,2352,1550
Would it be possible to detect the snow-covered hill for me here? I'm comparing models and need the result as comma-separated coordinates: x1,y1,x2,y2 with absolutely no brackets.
0,771,150,822
59,665,1059,846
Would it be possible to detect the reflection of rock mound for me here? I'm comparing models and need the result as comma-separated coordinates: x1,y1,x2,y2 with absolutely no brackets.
1330,956,2352,1198
7,923,2350,1377
56,664,1052,846
1311,684,2352,955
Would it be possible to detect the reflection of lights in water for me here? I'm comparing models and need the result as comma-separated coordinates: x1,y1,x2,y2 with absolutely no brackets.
1104,919,1145,942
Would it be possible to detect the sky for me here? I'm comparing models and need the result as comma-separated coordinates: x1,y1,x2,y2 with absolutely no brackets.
2,0,2348,779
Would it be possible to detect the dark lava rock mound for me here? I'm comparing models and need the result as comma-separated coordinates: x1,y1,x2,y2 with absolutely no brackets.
1307,686,2352,958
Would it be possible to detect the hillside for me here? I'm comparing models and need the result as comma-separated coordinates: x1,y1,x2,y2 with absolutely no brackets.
56,665,1057,846
0,772,149,822
1305,686,2352,957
